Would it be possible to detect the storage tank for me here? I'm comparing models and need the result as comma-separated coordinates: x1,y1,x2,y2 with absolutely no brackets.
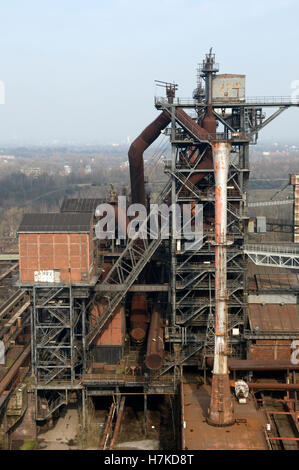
212,74,245,102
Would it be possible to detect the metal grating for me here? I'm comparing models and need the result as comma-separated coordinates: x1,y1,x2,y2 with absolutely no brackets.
60,198,103,213
18,212,93,233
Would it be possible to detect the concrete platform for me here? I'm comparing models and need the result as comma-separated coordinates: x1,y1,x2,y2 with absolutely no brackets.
182,382,268,450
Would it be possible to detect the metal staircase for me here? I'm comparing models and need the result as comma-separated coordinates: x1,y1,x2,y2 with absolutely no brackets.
155,342,204,377
161,106,211,144
37,392,67,420
87,181,171,346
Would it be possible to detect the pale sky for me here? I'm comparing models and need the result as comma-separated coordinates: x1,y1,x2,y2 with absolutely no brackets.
0,0,298,145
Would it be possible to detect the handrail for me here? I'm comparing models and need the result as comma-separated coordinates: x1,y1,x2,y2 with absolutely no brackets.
244,244,299,255
155,96,299,106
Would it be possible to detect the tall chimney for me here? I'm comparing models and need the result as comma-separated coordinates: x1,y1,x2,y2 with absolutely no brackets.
207,142,234,427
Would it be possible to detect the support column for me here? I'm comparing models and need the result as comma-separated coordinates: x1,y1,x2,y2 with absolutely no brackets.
208,142,234,427
82,389,86,432
144,391,147,436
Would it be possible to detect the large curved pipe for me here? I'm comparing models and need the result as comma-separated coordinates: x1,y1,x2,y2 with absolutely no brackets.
128,111,170,344
230,381,299,391
128,110,171,206
188,105,216,187
176,106,216,191
145,307,164,370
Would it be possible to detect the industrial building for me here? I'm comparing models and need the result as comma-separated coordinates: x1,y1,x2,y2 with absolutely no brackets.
2,49,299,449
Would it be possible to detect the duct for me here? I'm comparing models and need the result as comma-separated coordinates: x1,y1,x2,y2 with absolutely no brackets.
208,142,234,427
145,307,164,370
175,108,210,142
184,105,216,188
230,381,299,391
130,293,148,343
207,358,299,371
128,112,170,345
128,111,171,206
0,345,30,395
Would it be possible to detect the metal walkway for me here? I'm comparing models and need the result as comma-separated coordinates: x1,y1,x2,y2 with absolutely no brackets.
248,199,293,208
244,244,299,269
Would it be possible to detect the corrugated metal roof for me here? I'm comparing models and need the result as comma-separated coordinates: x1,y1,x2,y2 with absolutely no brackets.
248,304,299,332
248,262,299,292
60,198,103,213
18,213,93,233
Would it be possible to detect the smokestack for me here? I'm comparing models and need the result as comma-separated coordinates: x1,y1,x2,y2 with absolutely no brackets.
130,293,148,343
128,111,171,206
207,142,234,427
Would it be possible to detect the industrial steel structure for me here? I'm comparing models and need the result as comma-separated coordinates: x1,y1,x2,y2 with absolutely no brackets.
15,50,299,437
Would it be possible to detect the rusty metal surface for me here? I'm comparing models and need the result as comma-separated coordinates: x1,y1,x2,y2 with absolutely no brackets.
110,396,126,449
208,142,233,426
128,111,170,206
19,230,95,284
0,345,30,395
182,382,267,450
130,293,148,342
145,308,164,370
247,262,299,291
248,303,299,332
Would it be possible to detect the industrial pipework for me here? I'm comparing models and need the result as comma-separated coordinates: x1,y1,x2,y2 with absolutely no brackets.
207,141,234,427
127,98,171,348
128,111,171,206
145,307,164,370
130,293,148,343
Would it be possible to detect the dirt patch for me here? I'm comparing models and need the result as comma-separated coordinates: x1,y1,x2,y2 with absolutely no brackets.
38,408,79,450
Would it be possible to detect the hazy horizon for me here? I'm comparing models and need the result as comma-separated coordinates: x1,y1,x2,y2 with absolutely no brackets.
0,0,298,146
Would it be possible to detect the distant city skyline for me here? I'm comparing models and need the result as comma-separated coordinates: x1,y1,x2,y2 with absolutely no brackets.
0,0,298,145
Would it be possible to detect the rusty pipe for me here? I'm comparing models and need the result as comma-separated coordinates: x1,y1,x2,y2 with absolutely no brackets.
202,104,217,135
175,108,210,142
208,141,234,427
130,293,148,343
145,308,164,370
183,106,216,188
230,381,299,391
128,111,171,206
128,112,170,345
0,344,30,395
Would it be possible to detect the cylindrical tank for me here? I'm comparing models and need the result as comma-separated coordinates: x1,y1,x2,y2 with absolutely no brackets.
128,111,171,206
145,308,164,370
130,293,148,343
